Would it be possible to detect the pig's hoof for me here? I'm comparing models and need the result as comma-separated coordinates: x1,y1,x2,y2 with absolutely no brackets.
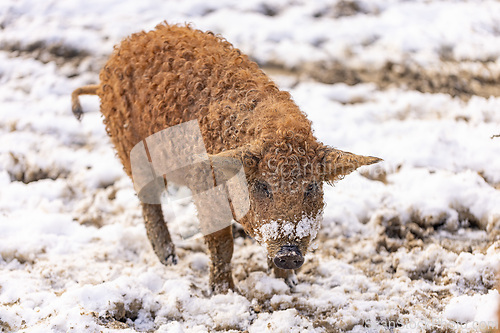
163,253,178,265
210,274,236,294
157,243,177,266
285,273,298,289
211,282,234,294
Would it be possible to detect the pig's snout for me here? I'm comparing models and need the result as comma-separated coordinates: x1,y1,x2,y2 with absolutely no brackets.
273,245,304,270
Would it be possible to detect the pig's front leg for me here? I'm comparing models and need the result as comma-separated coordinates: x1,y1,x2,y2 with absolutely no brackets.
205,226,235,293
268,258,298,289
142,203,177,265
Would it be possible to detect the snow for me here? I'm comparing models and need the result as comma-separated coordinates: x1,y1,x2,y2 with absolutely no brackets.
444,290,498,330
256,216,320,250
249,308,321,333
1,0,500,331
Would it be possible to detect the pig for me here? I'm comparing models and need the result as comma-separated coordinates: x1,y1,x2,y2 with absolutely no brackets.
71,23,382,293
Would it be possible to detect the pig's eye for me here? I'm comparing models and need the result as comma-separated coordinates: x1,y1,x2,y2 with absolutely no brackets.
304,182,319,198
254,181,272,199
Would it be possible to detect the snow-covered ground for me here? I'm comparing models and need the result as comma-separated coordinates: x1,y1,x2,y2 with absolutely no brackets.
1,0,500,332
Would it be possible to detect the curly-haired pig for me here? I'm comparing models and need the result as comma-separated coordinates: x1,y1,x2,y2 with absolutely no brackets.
71,23,382,293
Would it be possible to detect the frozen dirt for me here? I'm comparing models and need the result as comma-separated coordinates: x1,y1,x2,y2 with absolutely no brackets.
1,0,500,332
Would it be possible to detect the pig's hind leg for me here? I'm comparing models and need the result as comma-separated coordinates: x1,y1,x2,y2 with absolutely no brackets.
142,203,178,265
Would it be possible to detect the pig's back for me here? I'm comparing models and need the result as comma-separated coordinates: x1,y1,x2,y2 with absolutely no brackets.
97,23,276,176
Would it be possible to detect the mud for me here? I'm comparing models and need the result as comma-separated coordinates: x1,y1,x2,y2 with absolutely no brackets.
263,58,500,100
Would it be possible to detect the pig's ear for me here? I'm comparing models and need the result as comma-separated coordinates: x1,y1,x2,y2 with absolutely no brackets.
208,145,261,181
320,147,382,183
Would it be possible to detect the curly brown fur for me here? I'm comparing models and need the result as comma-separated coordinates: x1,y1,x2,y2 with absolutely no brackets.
96,23,315,175
72,23,381,293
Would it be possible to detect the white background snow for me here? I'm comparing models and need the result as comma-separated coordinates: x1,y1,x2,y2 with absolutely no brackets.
1,0,500,332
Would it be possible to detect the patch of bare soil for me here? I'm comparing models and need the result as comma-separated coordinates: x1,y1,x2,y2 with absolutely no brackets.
264,59,500,100
1,41,106,77
6,152,69,184
312,0,378,19
3,41,87,64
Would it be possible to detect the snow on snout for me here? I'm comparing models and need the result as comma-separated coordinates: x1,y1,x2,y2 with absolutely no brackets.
256,216,320,245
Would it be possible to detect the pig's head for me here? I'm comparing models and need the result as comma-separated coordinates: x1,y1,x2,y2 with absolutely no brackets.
211,134,382,270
